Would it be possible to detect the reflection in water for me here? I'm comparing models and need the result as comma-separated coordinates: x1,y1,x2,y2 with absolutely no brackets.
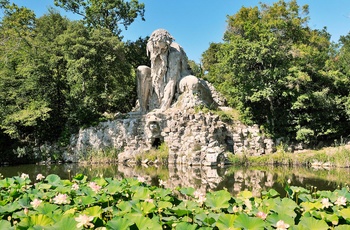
0,163,348,197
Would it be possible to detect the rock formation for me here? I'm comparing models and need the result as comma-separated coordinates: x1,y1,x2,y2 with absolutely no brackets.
64,29,275,165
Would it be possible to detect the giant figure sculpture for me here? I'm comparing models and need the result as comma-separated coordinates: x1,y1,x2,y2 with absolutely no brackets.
137,29,193,112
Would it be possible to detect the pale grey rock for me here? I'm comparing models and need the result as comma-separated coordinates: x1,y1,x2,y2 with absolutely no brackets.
63,29,277,165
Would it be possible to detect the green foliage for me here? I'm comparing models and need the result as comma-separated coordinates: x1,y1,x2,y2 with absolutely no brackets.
54,0,145,36
229,145,350,168
137,143,169,165
0,2,140,159
203,0,350,144
188,60,203,78
0,173,349,229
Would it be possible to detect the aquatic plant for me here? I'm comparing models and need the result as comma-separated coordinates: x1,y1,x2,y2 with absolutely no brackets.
0,173,348,229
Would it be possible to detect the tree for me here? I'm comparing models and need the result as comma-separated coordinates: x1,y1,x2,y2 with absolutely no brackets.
203,0,347,144
0,3,47,142
54,0,145,36
125,36,150,68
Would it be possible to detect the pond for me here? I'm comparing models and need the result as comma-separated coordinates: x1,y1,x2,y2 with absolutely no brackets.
0,163,348,197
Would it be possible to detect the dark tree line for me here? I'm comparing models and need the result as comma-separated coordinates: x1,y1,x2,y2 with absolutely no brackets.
0,0,148,161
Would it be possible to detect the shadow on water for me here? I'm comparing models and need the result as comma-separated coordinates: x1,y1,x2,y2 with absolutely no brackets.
0,163,348,197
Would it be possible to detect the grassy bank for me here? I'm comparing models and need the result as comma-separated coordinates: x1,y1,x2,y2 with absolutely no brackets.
229,145,350,168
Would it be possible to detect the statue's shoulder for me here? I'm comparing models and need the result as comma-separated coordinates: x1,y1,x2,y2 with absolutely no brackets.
170,42,183,52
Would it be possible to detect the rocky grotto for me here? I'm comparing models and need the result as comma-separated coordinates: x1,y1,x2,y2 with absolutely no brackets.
64,29,275,166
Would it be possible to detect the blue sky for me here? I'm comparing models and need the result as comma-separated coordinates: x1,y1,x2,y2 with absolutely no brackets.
9,0,350,62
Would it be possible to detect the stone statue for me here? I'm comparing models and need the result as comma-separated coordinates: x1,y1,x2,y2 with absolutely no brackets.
137,65,151,112
137,29,192,112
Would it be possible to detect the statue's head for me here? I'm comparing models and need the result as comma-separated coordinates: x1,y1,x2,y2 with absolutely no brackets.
147,29,174,58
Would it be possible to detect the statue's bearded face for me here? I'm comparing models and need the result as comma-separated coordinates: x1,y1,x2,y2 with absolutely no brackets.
147,29,174,58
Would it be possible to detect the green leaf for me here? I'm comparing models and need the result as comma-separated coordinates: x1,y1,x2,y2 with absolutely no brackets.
132,201,156,215
83,206,102,218
51,216,78,230
334,225,350,230
31,214,54,227
266,213,294,227
74,195,95,206
36,203,59,215
125,213,162,230
265,197,298,218
93,177,108,187
157,201,172,210
132,186,151,200
175,222,198,230
216,213,238,230
339,208,350,221
0,220,12,229
116,201,133,216
237,190,253,199
106,216,134,229
179,187,195,196
172,200,200,216
205,190,231,210
262,189,280,198
233,213,266,230
301,201,323,213
45,174,62,186
298,216,329,230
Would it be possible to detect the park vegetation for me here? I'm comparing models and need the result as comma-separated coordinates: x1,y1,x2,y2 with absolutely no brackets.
0,173,349,229
1,0,350,163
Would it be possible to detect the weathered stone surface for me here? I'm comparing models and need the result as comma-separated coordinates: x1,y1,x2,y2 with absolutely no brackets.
64,29,276,165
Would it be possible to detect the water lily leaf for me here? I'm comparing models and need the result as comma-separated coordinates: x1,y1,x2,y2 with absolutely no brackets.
83,206,102,218
157,201,172,210
262,189,280,198
73,174,87,183
106,216,134,230
301,201,323,213
93,177,108,187
51,216,77,230
290,186,310,194
45,174,61,186
334,188,350,200
238,190,253,199
205,190,231,210
105,182,123,195
0,178,13,188
37,183,52,190
298,216,329,230
151,187,173,201
0,220,12,229
36,203,59,215
266,213,294,227
233,213,266,230
133,201,156,214
31,214,54,227
75,194,95,206
18,195,30,208
116,201,133,216
172,200,200,216
175,222,198,230
125,213,162,230
334,225,350,230
339,208,350,221
194,212,217,227
0,202,21,215
132,186,151,200
265,197,298,218
179,187,195,196
215,213,238,230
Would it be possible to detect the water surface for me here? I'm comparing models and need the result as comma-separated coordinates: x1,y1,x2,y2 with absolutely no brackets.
0,163,348,197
